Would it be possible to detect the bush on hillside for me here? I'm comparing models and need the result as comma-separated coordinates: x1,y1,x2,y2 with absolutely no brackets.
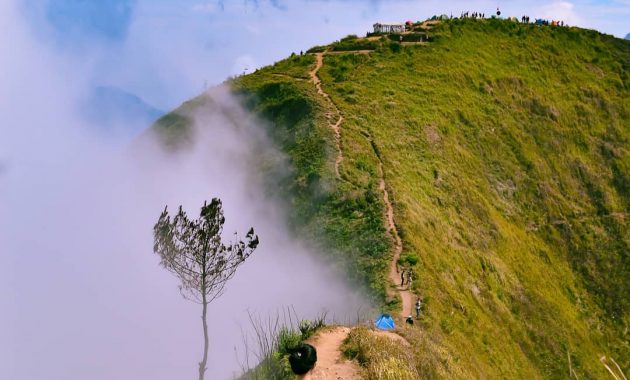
238,314,327,380
306,45,327,53
341,34,359,41
389,42,402,53
387,33,426,42
330,39,378,52
398,253,419,267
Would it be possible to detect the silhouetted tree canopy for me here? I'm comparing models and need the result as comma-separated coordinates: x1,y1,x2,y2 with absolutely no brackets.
153,197,259,380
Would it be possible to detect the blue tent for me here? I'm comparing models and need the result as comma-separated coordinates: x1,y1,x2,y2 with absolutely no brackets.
374,314,395,330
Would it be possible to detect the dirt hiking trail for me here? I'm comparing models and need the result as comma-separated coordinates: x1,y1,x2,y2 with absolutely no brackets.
379,162,413,318
310,53,344,177
308,50,415,319
302,51,415,379
307,327,361,380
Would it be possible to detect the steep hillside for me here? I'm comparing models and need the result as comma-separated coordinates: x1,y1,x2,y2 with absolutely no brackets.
154,18,629,379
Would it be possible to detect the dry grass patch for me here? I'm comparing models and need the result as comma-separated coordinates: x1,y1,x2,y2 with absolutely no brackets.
342,327,421,380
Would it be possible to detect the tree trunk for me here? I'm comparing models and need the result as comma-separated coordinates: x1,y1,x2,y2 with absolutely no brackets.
198,294,209,380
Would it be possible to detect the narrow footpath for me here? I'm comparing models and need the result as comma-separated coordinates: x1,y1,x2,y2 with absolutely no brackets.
301,51,414,379
307,327,362,380
309,53,344,177
309,52,414,318
379,162,413,318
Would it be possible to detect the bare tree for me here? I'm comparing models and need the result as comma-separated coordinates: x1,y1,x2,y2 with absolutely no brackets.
153,198,259,380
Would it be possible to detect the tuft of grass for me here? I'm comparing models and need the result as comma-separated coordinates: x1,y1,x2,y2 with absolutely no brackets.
237,310,327,380
342,327,420,380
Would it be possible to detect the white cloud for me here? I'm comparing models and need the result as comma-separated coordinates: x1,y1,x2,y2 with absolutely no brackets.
246,23,261,34
232,54,258,76
538,1,583,25
192,1,223,13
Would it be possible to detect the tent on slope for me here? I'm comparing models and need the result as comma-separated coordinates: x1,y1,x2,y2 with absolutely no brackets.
374,314,395,330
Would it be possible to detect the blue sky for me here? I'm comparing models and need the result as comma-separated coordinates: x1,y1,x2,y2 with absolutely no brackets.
44,0,135,42
18,0,630,111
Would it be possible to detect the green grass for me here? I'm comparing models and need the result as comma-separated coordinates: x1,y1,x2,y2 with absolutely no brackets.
233,67,392,302
238,315,326,380
154,18,629,379
342,326,423,379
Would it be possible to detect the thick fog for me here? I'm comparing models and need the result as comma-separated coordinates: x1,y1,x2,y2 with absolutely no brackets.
0,3,368,379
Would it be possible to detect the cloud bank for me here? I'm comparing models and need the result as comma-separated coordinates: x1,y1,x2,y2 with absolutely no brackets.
1,2,368,379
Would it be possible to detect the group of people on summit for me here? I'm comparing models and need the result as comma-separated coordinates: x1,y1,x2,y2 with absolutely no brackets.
455,9,566,28
460,11,485,19
519,15,566,26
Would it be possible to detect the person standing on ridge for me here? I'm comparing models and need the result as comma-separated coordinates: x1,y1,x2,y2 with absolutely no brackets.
400,268,406,286
407,269,413,289
415,298,422,319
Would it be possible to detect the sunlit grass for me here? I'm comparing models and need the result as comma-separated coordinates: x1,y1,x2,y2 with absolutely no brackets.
157,17,629,379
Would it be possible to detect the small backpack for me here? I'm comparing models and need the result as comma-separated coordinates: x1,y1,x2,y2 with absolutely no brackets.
289,343,318,375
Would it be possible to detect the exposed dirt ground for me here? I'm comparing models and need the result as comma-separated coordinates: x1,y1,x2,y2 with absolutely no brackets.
306,327,362,380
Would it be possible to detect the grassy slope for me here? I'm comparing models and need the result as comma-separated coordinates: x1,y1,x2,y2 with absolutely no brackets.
155,18,629,379
232,55,393,302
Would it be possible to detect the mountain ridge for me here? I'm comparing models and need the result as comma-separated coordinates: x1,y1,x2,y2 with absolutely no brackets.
153,18,629,379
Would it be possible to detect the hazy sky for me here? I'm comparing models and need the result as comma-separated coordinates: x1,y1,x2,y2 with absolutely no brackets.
1,1,629,379
2,1,373,379
17,0,630,110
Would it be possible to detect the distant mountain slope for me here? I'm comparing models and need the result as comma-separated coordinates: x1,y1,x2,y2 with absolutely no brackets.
153,18,629,379
82,85,163,135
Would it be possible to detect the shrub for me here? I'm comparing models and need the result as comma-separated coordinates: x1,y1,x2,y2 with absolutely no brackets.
237,312,327,380
331,39,378,52
276,328,302,355
298,313,326,340
389,42,402,53
306,45,327,53
397,253,419,266
387,33,426,42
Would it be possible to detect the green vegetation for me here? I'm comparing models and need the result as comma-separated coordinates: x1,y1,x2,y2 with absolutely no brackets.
153,17,629,379
265,53,315,80
342,327,421,379
330,35,379,52
234,60,392,302
387,33,426,42
239,314,326,380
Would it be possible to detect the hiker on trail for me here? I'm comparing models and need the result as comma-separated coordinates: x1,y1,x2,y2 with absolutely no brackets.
400,269,406,286
406,315,414,325
406,270,413,289
415,298,422,318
